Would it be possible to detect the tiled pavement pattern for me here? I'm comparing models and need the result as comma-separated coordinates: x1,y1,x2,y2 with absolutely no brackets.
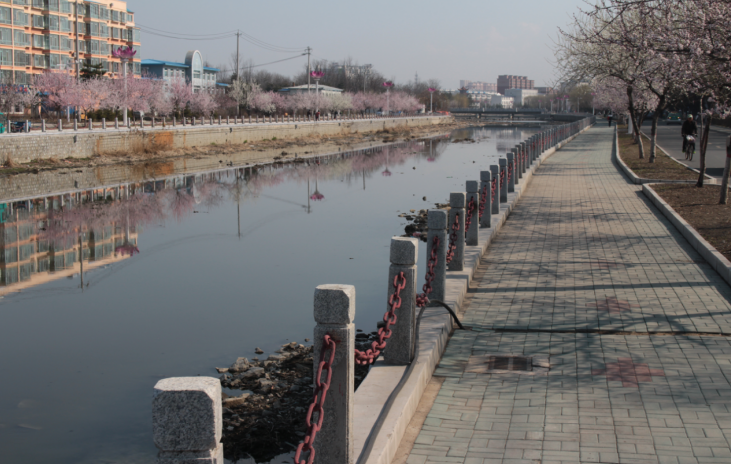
406,127,731,464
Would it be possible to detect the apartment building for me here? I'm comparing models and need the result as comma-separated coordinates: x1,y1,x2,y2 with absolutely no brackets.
460,80,497,93
0,0,141,85
497,75,534,95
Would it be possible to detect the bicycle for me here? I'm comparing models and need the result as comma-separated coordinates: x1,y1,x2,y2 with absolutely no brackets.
684,135,696,161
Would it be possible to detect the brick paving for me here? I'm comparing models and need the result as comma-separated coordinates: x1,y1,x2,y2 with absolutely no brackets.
406,127,731,464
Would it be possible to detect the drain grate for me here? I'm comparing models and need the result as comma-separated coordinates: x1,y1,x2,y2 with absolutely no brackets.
488,356,532,372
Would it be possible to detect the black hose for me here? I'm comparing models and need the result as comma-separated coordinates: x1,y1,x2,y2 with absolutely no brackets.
356,301,467,463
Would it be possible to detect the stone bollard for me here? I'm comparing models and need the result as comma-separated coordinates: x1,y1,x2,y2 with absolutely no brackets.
313,284,355,464
465,181,479,246
384,237,419,365
41,119,46,132
152,377,223,464
426,210,448,303
512,148,521,181
218,115,222,125
479,171,492,228
74,119,78,131
520,142,527,174
58,119,62,131
226,116,230,125
498,159,507,203
102,118,106,130
506,152,516,192
447,192,466,272
151,117,155,129
249,115,252,123
256,115,259,124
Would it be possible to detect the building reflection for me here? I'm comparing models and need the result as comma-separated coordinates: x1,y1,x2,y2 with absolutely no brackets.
0,137,450,295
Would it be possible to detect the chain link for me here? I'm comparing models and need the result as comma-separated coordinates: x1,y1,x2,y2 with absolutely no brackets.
507,162,512,184
491,178,497,204
446,212,459,264
499,168,505,189
479,184,488,219
416,235,440,307
464,197,476,238
294,334,337,464
353,272,407,365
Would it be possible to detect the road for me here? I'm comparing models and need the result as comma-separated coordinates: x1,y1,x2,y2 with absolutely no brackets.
641,121,730,178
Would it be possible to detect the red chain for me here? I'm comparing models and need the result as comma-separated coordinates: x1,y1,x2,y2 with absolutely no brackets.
491,178,497,203
354,272,407,365
294,334,337,464
499,168,505,189
479,184,488,219
416,235,440,307
507,162,512,183
446,212,460,264
464,197,476,238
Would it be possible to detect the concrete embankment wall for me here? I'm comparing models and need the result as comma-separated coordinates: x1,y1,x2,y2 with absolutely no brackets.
0,116,450,164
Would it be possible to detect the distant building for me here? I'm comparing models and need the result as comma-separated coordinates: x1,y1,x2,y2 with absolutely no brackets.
278,84,344,96
466,90,499,107
504,88,539,106
535,87,554,95
497,75,534,95
460,80,497,92
141,51,220,93
491,95,514,109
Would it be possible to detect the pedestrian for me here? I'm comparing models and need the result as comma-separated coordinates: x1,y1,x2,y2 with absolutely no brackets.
315,110,320,121
607,114,613,127
681,115,697,153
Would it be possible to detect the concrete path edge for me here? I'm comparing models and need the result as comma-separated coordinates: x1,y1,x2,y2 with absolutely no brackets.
353,123,594,464
642,183,731,287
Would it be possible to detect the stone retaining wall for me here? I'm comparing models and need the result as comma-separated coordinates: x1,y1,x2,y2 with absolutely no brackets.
0,116,449,165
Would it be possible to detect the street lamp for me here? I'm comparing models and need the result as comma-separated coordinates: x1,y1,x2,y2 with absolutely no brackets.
382,81,393,115
310,70,324,117
112,46,137,127
428,87,436,114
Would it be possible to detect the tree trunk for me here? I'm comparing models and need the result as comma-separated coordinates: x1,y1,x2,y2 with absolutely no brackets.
649,96,665,164
696,115,711,188
626,86,644,158
720,136,731,204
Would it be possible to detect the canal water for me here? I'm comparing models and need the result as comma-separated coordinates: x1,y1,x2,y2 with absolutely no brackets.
0,125,540,464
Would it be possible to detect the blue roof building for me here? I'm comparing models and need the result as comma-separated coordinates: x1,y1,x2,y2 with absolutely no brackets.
141,50,219,93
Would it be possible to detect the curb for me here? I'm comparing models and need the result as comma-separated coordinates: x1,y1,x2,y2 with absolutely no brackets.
354,123,594,464
613,127,715,184
642,184,731,286
639,131,718,183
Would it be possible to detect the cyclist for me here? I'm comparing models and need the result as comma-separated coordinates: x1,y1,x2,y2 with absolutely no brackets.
681,115,697,154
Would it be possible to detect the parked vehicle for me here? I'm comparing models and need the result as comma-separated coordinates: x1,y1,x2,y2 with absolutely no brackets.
10,121,31,133
665,112,682,125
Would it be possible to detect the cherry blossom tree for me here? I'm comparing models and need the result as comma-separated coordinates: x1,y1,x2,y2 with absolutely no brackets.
191,90,217,117
167,77,194,117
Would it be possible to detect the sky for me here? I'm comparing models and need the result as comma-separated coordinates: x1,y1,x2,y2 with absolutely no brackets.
132,0,588,89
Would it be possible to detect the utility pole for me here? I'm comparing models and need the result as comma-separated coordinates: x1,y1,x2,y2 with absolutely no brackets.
235,31,240,116
306,46,311,92
75,0,80,81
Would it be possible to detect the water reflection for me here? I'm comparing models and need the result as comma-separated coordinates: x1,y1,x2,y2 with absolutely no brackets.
0,138,449,297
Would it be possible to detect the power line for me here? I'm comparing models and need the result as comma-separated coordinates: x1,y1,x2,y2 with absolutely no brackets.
216,54,307,73
138,28,238,41
136,23,239,37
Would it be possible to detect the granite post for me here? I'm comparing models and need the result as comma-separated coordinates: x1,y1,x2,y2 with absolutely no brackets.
506,152,515,192
479,171,492,228
498,159,508,203
465,181,479,246
447,192,466,272
426,210,448,303
512,148,521,181
58,119,62,131
384,237,418,365
152,377,223,464
313,284,355,464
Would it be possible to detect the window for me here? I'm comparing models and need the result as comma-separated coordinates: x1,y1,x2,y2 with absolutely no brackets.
34,53,49,67
111,10,118,22
32,14,45,28
13,29,29,46
13,9,28,26
14,70,27,84
47,0,58,11
47,14,58,31
2,247,18,263
99,23,107,37
87,3,98,18
13,0,28,5
0,6,10,24
133,62,140,75
32,34,45,48
90,38,98,53
0,27,12,45
59,16,69,32
31,0,43,8
60,0,69,13
99,5,107,19
99,41,108,55
89,21,98,37
49,52,60,68
126,12,132,22
111,27,118,39
131,27,139,42
19,243,34,261
14,50,28,66
0,48,10,65
48,33,58,50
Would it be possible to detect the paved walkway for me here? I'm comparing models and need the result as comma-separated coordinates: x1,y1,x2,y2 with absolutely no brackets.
405,126,731,464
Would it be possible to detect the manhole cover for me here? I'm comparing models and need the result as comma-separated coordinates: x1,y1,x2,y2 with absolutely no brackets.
488,356,532,371
465,353,549,375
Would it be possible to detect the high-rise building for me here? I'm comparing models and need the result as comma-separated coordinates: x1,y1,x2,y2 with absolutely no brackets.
497,75,534,95
0,0,141,85
460,80,497,92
